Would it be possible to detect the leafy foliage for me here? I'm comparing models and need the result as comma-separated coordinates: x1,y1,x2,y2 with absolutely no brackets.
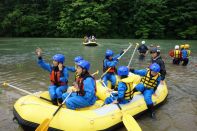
0,0,196,39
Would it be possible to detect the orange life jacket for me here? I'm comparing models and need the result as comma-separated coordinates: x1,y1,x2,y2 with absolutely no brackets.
76,73,96,96
50,67,67,86
169,49,174,57
108,67,116,73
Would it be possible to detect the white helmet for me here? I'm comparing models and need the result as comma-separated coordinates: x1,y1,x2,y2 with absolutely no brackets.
175,45,179,49
141,40,145,44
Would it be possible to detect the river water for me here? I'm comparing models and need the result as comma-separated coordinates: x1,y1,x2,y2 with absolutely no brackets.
0,38,196,131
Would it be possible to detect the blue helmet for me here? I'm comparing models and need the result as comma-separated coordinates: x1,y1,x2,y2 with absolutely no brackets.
105,49,114,57
117,66,129,76
74,56,83,63
149,63,160,73
52,54,65,63
77,60,90,71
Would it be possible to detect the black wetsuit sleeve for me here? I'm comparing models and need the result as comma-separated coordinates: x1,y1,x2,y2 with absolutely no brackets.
158,59,166,80
151,58,166,80
145,45,148,51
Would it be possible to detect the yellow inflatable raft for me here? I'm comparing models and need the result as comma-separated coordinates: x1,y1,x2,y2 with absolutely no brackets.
13,73,168,131
83,41,98,46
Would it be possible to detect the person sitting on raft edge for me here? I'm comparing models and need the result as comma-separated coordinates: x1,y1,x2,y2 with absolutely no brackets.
129,63,161,119
35,48,69,105
62,60,97,110
104,66,134,105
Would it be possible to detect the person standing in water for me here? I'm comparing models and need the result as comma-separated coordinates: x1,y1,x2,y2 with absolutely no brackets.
150,47,166,84
137,40,149,60
172,45,182,65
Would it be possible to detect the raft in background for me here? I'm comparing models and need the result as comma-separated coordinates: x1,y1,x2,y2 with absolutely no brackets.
83,41,98,46
13,73,168,131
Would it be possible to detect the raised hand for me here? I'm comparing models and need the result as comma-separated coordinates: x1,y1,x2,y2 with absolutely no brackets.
35,48,42,57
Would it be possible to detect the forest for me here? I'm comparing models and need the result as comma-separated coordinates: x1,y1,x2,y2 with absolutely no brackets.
0,0,196,39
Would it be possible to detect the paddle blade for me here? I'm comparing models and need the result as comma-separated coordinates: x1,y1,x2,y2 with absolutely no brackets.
122,114,142,131
35,118,51,131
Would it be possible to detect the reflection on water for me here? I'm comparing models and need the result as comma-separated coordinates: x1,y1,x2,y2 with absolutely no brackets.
0,38,196,131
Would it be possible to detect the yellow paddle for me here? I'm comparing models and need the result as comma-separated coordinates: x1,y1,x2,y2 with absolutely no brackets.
112,99,142,130
91,70,99,76
122,113,142,131
35,92,72,131
116,103,141,131
101,81,141,131
2,82,51,102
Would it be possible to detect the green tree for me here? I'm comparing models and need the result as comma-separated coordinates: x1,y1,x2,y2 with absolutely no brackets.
0,0,196,39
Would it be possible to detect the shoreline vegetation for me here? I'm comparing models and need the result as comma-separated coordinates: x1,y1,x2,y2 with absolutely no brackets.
0,0,196,39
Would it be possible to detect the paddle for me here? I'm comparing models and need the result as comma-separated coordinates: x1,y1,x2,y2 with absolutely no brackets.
122,112,142,131
112,95,142,130
101,81,141,131
100,43,133,79
128,43,139,67
116,104,141,131
35,92,72,131
91,70,99,76
2,82,51,102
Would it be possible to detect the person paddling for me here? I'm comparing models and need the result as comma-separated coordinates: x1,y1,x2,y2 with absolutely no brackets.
102,49,126,89
35,48,69,105
104,66,134,104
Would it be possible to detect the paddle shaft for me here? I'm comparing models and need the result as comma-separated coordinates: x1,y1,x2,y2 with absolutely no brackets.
5,83,32,95
100,68,111,79
101,80,123,110
100,75,141,131
3,83,51,102
100,44,132,79
117,103,122,110
128,43,139,67
91,70,99,76
53,92,72,116
117,43,133,60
